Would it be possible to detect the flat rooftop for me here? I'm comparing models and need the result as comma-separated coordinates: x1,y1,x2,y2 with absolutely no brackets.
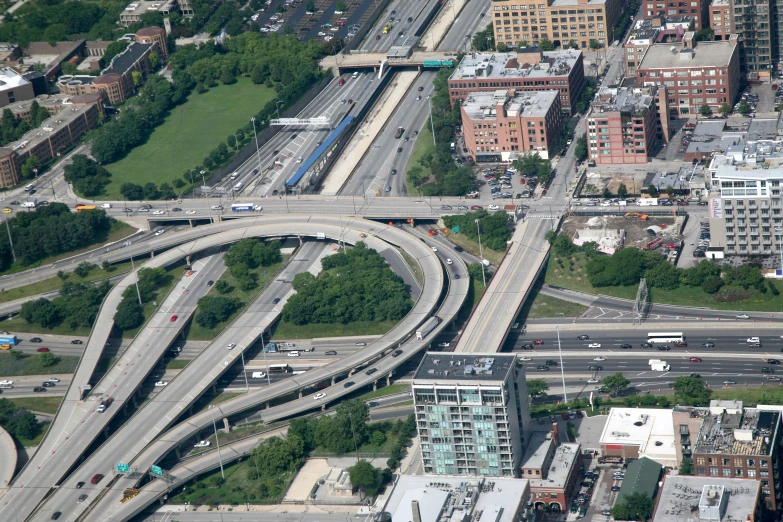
638,40,736,70
384,476,529,522
6,102,95,153
0,67,28,90
653,476,760,522
121,0,176,17
451,50,581,81
413,353,515,382
522,434,580,490
713,161,783,181
104,41,152,76
589,86,655,114
463,89,559,120
694,408,779,456
599,408,676,466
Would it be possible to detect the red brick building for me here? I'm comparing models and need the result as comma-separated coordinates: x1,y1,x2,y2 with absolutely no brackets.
520,425,583,513
642,0,709,30
461,89,563,162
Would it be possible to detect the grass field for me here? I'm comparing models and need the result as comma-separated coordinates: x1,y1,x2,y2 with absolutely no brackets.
165,358,190,370
17,424,48,448
7,396,62,415
518,285,589,320
359,383,410,400
101,79,277,199
442,231,504,265
711,386,783,406
0,352,79,377
186,258,287,341
546,253,783,311
272,320,398,340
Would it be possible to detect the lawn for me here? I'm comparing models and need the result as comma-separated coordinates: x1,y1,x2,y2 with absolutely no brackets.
546,253,783,311
0,260,132,304
359,383,411,400
7,396,62,415
518,285,589,320
711,386,783,406
165,358,190,370
0,352,79,377
17,424,48,448
405,125,433,196
101,79,277,199
272,320,398,340
186,258,288,341
442,231,505,265
121,266,187,339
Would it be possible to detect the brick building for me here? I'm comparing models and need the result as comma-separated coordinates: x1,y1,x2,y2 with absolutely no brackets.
636,32,740,118
642,0,709,30
448,49,585,114
709,0,734,40
461,89,563,162
624,16,694,76
520,425,582,513
586,85,669,165
491,0,622,51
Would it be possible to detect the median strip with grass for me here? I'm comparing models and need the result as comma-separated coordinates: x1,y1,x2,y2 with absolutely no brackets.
6,396,63,415
0,352,79,377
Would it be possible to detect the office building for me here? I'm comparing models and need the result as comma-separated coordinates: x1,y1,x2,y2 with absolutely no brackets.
692,402,782,513
412,353,532,477
624,16,694,76
461,89,562,162
448,49,585,114
598,408,678,467
652,475,762,522
586,85,669,165
0,68,34,108
520,425,582,511
490,0,622,51
636,32,740,118
643,0,709,30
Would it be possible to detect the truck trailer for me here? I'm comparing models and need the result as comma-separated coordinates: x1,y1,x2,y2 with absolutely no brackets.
648,359,670,371
231,203,254,212
416,316,441,340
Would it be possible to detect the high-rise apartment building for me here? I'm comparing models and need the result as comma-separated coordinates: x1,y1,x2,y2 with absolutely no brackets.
730,0,774,81
412,353,532,477
490,0,622,51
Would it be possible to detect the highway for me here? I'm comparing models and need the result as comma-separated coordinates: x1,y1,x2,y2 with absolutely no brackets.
436,0,490,51
359,0,441,52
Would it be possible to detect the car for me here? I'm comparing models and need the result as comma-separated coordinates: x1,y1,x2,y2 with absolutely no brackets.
762,367,775,374
33,387,46,392
768,359,780,364
186,210,197,215
152,210,165,215
620,343,633,349
172,207,182,212
587,378,601,384
194,440,211,448
288,351,300,357
594,356,606,361
588,365,603,371
48,377,60,383
576,410,584,418
488,204,500,210
385,185,391,192
521,344,534,350
392,349,403,357
430,246,438,252
42,382,55,387
689,357,703,362
227,343,236,350
36,347,49,352
138,208,149,212
325,350,337,355
314,392,327,400
454,274,461,279
611,485,621,491
76,482,85,489
71,339,84,345
170,314,178,322
536,417,545,424
577,335,589,340
206,280,214,287
51,512,61,520
561,412,569,420
588,343,601,348
568,411,576,419
518,356,532,361
747,337,760,343
355,342,367,346
366,368,378,375
272,297,281,304
657,346,671,351
701,342,715,348
470,205,482,210
1,380,14,386
723,380,737,385
391,169,398,175
536,365,550,371
77,494,88,503
154,381,169,387
29,337,42,343
673,341,687,347
751,343,763,348
738,314,751,319
546,360,558,366
438,342,451,348
1,208,10,214
396,147,402,153
531,340,544,346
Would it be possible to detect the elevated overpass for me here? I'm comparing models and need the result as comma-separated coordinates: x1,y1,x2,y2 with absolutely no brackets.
319,50,456,72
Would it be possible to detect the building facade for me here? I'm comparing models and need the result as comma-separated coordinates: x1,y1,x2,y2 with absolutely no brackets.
636,32,740,118
520,425,582,512
461,89,562,162
413,353,532,477
448,49,585,114
643,0,709,29
0,68,35,108
491,0,622,51
624,16,694,76
709,0,734,40
729,0,774,81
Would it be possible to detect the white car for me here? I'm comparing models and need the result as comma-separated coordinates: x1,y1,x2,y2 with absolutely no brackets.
0,380,13,385
152,210,165,215
227,343,236,350
747,337,760,343
314,392,327,400
446,258,453,265
431,246,438,252
186,210,196,215
594,356,606,361
518,356,532,361
587,378,601,384
251,13,259,20
48,377,60,382
138,208,149,212
288,351,300,357
600,201,612,207
488,204,500,210
318,31,326,36
154,230,165,236
194,440,211,448
588,343,601,348
154,381,168,387
211,205,223,210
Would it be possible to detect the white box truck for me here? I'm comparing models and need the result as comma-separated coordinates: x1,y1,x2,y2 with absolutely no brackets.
649,359,670,371
21,200,36,208
416,316,441,340
639,198,658,206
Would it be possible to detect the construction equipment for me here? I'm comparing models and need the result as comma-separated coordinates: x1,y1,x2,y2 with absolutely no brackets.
624,212,649,220
120,488,139,504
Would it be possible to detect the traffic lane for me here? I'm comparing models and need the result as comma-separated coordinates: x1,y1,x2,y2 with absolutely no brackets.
437,0,490,50
136,514,365,522
389,79,437,196
0,374,71,397
360,0,435,52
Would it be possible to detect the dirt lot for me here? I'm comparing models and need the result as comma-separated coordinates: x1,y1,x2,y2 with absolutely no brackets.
561,214,680,248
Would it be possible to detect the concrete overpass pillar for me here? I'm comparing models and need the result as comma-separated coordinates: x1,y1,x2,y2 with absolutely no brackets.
223,418,230,433
211,383,217,394
174,446,181,459
185,255,191,266
373,381,378,391
150,250,155,258
386,373,392,386
131,393,138,408
322,404,326,411
332,376,337,385
265,401,270,409
299,389,303,398
104,427,110,438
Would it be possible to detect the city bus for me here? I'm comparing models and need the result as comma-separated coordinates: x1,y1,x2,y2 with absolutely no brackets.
647,332,684,344
268,364,292,374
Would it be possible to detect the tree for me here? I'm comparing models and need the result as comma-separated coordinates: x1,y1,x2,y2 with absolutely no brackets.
336,0,346,10
20,156,41,180
602,187,612,199
720,102,732,116
114,298,144,330
611,492,655,521
39,351,55,367
645,261,681,290
589,39,601,49
120,183,144,200
9,411,40,439
104,41,130,64
539,37,555,51
679,457,694,475
236,129,245,143
195,296,241,329
602,372,631,396
148,50,159,67
348,460,383,499
220,68,235,85
738,99,751,115
695,28,714,41
306,0,315,10
370,431,386,446
552,233,576,256
142,182,160,200
617,184,628,198
227,135,236,149
214,280,232,294
647,184,658,196
574,135,588,161
203,157,214,169
702,275,724,294
131,70,142,88
699,104,713,117
672,376,711,406
527,379,549,397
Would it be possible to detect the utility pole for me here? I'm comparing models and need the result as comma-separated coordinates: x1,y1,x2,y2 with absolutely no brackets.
250,117,264,176
429,98,436,146
475,219,486,286
556,324,568,404
209,405,225,479
129,254,142,306
4,218,15,263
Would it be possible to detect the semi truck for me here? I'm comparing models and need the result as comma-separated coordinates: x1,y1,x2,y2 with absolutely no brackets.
75,204,97,212
649,359,670,371
231,203,254,212
416,316,441,340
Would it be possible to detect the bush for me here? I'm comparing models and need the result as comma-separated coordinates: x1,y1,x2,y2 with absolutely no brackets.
195,296,242,329
701,276,724,294
443,210,513,251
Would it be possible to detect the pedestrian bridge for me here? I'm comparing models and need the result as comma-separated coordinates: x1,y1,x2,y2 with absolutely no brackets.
320,50,456,73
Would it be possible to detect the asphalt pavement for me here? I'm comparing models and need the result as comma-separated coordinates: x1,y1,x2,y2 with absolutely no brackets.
359,0,441,52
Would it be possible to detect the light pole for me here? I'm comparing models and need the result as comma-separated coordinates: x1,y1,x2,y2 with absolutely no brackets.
129,253,142,305
259,330,271,386
336,197,346,253
200,170,212,220
4,218,16,263
240,349,249,392
475,219,486,286
250,117,264,175
555,324,568,405
428,98,436,146
275,101,284,120
208,405,225,479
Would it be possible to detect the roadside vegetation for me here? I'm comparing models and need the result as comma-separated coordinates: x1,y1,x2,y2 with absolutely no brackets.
0,397,44,448
113,266,185,338
518,284,588,320
443,210,513,251
6,396,62,415
0,350,79,377
544,232,783,310
17,277,111,333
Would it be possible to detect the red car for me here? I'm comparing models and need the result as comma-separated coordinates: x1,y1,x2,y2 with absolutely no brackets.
520,178,526,184
170,315,178,322
561,412,569,420
533,340,544,345
470,205,483,210
674,341,688,347
689,357,703,362
36,347,49,353
664,243,679,249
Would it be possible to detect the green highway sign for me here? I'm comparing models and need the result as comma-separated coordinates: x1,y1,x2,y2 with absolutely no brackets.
150,465,163,476
117,463,129,473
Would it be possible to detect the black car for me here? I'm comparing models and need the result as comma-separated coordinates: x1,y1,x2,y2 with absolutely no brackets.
251,168,259,175
392,349,403,357
272,297,280,304
701,342,715,348
51,513,61,520
418,86,424,91
29,337,43,343
42,382,55,387
545,360,558,366
33,387,46,392
344,381,355,388
690,373,702,378
396,147,402,153
640,342,652,348
521,344,534,350
71,340,84,345
620,343,632,349
172,207,182,212
536,365,550,371
768,359,781,364
76,482,85,489
454,246,463,252
38,201,48,206
762,367,775,374
123,208,133,212
577,335,589,340
391,169,397,175
325,350,337,355
657,346,671,351
454,274,460,279
366,368,378,375
207,280,214,286
588,365,603,371
611,486,621,492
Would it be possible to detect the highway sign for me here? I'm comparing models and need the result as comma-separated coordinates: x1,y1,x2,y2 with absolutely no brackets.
117,463,129,473
150,465,163,476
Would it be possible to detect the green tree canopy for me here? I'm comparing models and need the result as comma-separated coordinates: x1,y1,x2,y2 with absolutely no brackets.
602,372,631,396
672,376,711,405
527,379,549,397
611,492,655,521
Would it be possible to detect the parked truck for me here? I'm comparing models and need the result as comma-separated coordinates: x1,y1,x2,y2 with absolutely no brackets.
639,198,659,206
416,316,441,340
649,359,670,371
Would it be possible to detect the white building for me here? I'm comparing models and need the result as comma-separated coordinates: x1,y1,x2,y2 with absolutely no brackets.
599,408,677,467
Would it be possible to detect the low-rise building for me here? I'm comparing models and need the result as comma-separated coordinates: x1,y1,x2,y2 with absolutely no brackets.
21,40,85,81
448,49,585,114
616,456,663,504
461,89,562,162
0,67,35,108
624,16,694,76
599,408,677,467
652,475,761,522
636,32,740,119
119,0,178,27
0,43,21,63
520,425,582,512
586,85,668,165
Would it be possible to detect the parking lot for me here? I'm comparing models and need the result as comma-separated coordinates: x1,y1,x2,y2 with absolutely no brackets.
252,0,380,42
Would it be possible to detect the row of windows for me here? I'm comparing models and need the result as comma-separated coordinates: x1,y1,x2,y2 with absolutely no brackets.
495,5,602,14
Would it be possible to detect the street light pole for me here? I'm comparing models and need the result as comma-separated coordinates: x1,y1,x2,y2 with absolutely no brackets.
200,171,212,220
240,349,249,392
429,98,436,146
259,330,271,386
209,405,225,479
3,218,16,263
129,253,142,306
250,117,264,175
556,324,568,405
475,219,486,286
